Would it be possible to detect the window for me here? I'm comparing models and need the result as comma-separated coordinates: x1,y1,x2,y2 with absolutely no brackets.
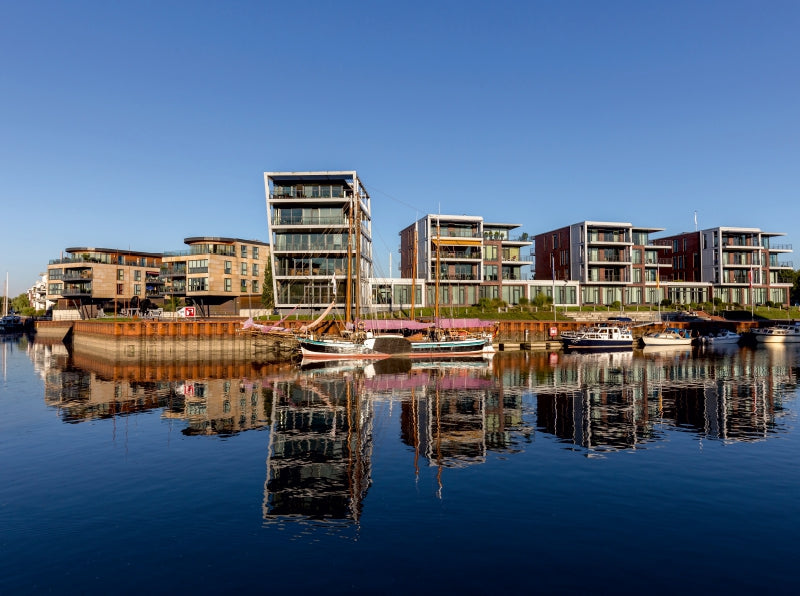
252,263,259,277
252,280,259,293
48,283,63,294
224,278,231,292
224,260,232,275
484,245,497,260
188,277,208,292
117,269,124,281
252,247,259,259
241,279,247,292
188,259,208,274
134,284,141,295
116,284,124,295
240,245,247,258
133,270,141,281
241,262,247,276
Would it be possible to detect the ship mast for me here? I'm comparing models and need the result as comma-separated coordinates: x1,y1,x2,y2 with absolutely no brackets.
411,224,417,319
434,218,441,323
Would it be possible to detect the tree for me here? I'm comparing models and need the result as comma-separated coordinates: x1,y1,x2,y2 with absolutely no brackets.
11,293,29,313
261,258,275,310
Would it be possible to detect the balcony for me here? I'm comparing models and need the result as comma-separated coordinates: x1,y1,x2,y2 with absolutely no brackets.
62,285,93,296
272,215,348,227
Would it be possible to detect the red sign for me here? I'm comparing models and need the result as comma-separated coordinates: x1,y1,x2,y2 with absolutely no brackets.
549,326,558,337
184,306,195,318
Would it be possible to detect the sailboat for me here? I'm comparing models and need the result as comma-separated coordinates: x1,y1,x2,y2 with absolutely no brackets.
297,197,411,361
1,273,23,334
405,218,495,358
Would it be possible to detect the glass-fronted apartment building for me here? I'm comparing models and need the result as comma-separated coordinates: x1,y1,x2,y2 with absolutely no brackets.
655,227,793,307
397,214,533,309
534,221,674,306
264,171,373,316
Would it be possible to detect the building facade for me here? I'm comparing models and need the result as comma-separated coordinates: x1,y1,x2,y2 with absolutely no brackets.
161,237,270,316
534,221,672,307
46,247,164,317
398,214,533,309
655,227,793,307
265,171,373,316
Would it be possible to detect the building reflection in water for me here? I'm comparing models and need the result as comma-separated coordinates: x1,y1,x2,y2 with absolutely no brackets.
494,345,797,452
27,337,799,525
262,363,374,526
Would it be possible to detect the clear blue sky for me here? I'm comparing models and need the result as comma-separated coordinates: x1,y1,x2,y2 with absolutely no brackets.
2,0,798,297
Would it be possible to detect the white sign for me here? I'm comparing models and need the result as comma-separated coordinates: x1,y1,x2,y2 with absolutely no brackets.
184,306,195,318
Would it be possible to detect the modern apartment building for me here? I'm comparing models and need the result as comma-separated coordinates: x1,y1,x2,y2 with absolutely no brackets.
161,237,270,316
264,171,373,316
654,227,793,307
533,221,671,306
46,247,164,317
398,214,533,308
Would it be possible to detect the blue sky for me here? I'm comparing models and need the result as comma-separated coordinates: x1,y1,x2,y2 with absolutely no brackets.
2,0,798,296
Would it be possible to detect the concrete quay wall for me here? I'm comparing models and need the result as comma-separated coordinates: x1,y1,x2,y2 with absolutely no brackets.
63,320,296,363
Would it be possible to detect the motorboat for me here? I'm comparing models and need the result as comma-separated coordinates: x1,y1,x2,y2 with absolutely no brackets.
701,329,741,345
560,324,634,351
641,327,692,347
750,322,800,344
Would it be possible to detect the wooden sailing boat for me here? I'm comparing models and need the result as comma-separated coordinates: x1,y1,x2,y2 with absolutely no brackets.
297,187,410,361
404,218,495,358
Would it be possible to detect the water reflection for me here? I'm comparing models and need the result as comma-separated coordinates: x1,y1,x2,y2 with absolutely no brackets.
25,338,799,525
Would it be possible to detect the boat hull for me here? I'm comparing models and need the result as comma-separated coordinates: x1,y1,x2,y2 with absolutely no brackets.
562,339,633,351
641,337,692,346
298,337,387,361
409,338,494,358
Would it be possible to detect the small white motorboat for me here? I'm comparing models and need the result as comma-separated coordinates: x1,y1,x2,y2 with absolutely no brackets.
702,329,741,345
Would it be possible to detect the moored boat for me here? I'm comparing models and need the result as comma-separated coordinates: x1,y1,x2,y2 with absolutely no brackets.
641,327,692,347
750,322,800,344
560,324,634,351
701,329,741,345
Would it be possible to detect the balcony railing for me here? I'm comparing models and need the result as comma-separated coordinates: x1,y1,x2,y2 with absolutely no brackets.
272,215,347,227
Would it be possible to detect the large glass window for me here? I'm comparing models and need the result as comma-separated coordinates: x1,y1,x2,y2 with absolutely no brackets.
188,259,208,274
252,263,259,277
252,247,259,259
241,262,248,276
240,245,247,258
188,277,208,292
224,261,232,275
224,278,231,292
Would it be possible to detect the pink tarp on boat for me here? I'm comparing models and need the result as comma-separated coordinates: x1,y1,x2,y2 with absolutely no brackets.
436,318,497,329
361,318,496,331
361,320,432,331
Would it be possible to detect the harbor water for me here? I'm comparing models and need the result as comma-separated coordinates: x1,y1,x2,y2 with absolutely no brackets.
1,335,799,594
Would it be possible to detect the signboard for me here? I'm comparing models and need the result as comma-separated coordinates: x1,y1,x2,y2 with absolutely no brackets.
549,326,558,337
184,306,195,318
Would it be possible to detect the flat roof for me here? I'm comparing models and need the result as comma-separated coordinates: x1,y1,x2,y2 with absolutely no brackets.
65,247,163,258
184,237,269,246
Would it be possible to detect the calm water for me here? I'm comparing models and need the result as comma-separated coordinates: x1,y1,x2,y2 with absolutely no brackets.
1,335,799,594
